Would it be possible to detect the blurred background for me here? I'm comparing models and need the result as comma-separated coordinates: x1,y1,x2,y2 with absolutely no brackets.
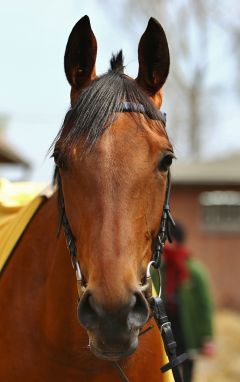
0,0,239,380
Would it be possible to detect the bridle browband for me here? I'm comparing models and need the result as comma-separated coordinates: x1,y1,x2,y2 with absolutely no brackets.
55,102,186,382
118,101,167,125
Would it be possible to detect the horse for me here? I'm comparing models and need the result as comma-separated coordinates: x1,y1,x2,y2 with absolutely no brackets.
0,16,175,381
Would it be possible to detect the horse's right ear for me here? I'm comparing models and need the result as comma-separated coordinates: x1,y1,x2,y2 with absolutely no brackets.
64,16,97,104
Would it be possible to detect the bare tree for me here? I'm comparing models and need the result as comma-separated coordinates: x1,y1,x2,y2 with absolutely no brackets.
98,0,239,159
211,0,240,95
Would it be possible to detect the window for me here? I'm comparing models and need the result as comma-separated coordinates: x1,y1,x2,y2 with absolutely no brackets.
199,191,240,232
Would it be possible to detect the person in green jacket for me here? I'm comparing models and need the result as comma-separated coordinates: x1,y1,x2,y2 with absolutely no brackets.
162,223,215,382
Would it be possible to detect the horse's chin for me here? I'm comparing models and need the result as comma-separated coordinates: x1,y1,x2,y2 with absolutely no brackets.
89,336,139,361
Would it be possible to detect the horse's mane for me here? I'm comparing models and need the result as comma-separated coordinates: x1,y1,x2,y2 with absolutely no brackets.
51,51,165,157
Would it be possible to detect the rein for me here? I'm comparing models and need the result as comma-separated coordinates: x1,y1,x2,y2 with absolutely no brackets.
55,103,186,382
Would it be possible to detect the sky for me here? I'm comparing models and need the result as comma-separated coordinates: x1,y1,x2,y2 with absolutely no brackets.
0,0,139,181
0,0,239,182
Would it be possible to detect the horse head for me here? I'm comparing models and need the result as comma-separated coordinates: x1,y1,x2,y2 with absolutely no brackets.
53,15,173,361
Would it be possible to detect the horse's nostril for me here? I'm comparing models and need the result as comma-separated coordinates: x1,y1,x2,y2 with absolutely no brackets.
128,293,137,309
77,291,98,330
128,292,149,329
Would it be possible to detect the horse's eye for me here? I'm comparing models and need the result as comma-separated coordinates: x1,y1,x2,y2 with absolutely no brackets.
158,152,175,172
52,150,66,169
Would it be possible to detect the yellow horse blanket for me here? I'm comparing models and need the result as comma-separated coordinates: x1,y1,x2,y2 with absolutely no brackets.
0,178,52,273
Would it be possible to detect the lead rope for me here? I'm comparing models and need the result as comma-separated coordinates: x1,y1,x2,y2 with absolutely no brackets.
112,362,130,382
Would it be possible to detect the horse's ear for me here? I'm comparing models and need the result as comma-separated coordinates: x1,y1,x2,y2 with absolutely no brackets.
64,15,97,103
136,18,170,107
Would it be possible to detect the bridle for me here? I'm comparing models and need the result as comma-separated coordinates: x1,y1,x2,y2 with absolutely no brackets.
56,102,171,286
56,169,174,298
55,102,186,382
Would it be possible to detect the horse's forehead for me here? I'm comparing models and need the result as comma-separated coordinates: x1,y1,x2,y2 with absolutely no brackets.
86,113,169,161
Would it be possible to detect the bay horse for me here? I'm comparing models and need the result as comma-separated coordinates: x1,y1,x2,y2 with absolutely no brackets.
0,16,175,381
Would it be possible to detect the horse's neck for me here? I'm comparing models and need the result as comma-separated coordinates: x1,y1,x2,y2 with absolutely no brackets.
4,192,84,349
43,235,83,350
35,194,85,350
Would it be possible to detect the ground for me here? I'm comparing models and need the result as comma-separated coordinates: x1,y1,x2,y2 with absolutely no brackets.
194,310,240,382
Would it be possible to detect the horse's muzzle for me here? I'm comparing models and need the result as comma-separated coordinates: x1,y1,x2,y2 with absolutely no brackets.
88,333,139,361
77,290,149,359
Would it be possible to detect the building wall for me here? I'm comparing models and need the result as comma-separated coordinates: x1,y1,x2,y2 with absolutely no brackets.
171,184,240,310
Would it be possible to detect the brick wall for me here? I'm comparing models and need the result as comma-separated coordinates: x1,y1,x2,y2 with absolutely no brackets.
171,184,240,309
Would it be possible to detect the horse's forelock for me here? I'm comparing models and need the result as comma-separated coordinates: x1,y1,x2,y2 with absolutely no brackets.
109,50,124,73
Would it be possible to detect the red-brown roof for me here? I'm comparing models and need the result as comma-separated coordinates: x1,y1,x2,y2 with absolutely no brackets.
0,139,30,168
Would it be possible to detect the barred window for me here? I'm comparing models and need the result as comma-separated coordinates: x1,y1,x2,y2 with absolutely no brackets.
199,191,240,232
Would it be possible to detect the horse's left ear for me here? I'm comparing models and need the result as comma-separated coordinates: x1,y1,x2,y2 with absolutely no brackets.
64,15,97,104
136,18,170,107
